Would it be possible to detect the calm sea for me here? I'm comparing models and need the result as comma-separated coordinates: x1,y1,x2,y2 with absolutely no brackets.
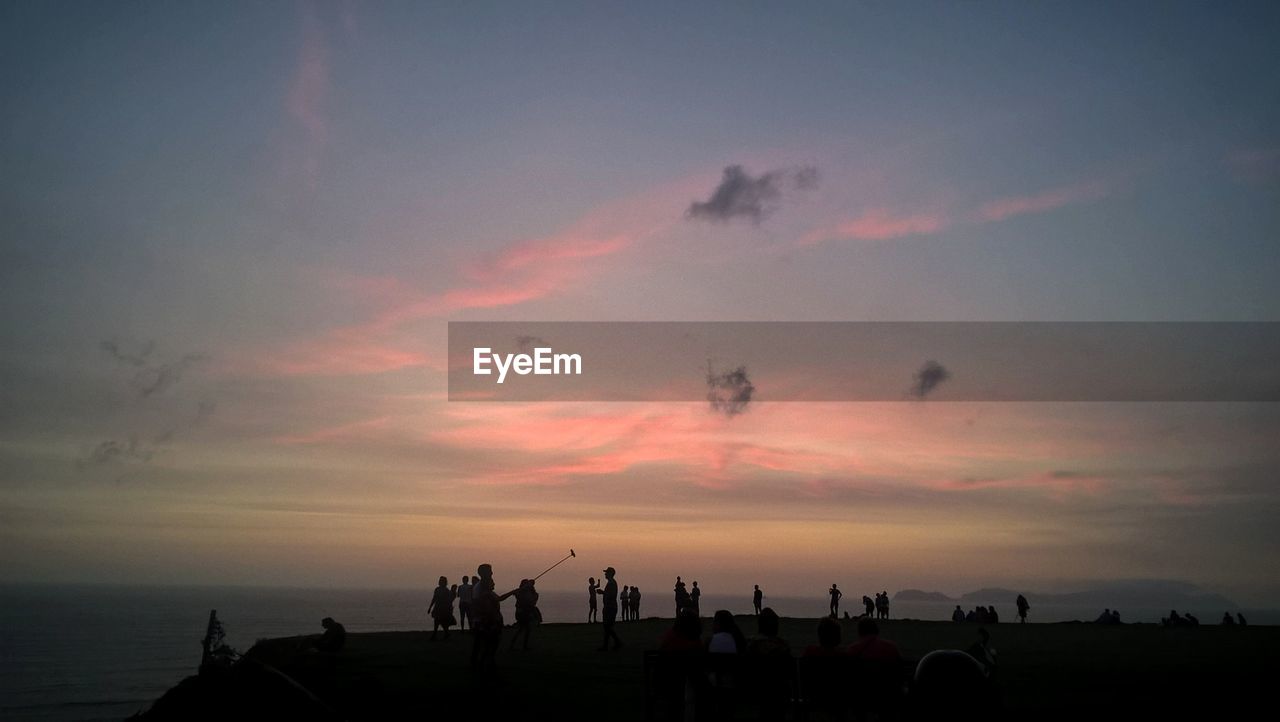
1,583,1273,721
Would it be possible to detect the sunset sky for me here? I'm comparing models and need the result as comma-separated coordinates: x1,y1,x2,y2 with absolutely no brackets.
2,2,1279,605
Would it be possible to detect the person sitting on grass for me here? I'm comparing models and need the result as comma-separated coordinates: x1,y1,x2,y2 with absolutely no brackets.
747,608,791,657
659,608,703,653
966,627,998,677
316,617,346,652
707,610,746,654
847,618,901,662
803,616,845,656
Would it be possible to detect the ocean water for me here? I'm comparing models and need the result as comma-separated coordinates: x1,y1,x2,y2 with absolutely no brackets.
1,584,1272,721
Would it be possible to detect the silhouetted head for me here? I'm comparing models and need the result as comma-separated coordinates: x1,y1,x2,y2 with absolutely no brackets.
754,584,759,590
816,616,842,648
477,564,493,580
673,608,701,640
438,576,448,587
758,607,780,637
712,609,736,633
462,575,469,584
321,617,335,629
590,576,596,584
603,566,616,579
857,618,880,638
693,581,699,587
913,649,989,713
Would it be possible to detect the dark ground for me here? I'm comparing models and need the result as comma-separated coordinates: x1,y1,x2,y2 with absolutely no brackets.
140,615,1279,720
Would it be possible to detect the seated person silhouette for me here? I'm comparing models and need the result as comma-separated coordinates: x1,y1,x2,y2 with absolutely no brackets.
659,608,703,653
316,617,345,652
803,617,845,656
847,618,901,662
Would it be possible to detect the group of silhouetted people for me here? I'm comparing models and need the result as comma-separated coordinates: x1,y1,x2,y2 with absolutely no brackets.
1094,608,1123,624
652,607,1006,720
826,585,891,619
673,576,701,617
952,604,1000,623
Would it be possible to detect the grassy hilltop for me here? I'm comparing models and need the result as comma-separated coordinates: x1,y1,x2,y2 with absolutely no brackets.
142,616,1277,720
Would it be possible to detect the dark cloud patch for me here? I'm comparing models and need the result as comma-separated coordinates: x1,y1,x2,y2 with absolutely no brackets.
707,363,755,417
100,339,153,367
910,360,951,399
515,335,547,353
686,165,819,224
82,339,216,476
101,338,206,397
80,436,153,468
132,353,206,397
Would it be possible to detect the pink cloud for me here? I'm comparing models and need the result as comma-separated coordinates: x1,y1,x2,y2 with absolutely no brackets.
241,179,683,378
802,208,950,245
275,416,395,445
976,180,1109,222
286,4,329,189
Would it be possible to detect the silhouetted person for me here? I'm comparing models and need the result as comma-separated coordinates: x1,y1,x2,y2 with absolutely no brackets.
1222,612,1236,625
428,576,456,641
1185,613,1200,626
804,616,844,656
508,578,539,651
471,563,513,677
1016,594,1030,623
588,577,599,623
966,628,997,677
864,595,876,617
748,607,790,657
1162,609,1184,627
690,581,701,616
659,608,702,652
596,566,624,651
317,617,345,652
753,585,763,615
848,618,900,660
1109,609,1120,624
620,585,630,621
674,576,689,616
876,591,890,619
913,649,993,720
630,585,641,619
1094,608,1112,624
708,609,746,653
952,605,965,622
1237,612,1248,626
457,575,473,631
829,584,842,617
